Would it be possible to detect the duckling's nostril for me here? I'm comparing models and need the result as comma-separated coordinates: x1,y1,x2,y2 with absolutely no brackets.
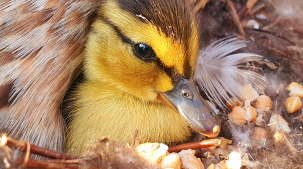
181,90,193,100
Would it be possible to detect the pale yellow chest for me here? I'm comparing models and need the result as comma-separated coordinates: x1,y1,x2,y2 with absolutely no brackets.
66,81,191,155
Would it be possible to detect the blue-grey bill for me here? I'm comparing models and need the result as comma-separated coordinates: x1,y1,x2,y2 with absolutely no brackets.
159,77,221,138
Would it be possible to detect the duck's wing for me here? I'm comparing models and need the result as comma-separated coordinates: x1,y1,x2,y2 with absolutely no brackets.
0,0,100,151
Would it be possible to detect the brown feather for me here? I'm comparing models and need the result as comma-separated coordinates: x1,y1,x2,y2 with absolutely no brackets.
0,83,13,108
0,0,101,151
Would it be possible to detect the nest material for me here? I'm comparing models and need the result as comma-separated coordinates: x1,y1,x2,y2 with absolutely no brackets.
196,0,303,168
1,0,303,168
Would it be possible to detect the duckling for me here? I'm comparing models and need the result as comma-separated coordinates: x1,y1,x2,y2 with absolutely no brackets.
0,0,220,154
65,0,220,155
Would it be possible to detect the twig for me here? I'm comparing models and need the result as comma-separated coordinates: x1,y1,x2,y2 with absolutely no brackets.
11,158,80,169
4,136,76,160
250,3,265,15
251,28,296,46
223,0,246,36
268,47,288,57
237,6,248,18
1,135,82,168
194,0,210,14
168,138,232,153
246,0,258,15
23,142,30,165
269,47,303,64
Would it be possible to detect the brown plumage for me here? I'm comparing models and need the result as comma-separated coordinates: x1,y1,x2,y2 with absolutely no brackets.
0,0,102,151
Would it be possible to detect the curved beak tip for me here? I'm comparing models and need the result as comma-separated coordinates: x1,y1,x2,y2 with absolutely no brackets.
213,125,220,134
211,125,220,137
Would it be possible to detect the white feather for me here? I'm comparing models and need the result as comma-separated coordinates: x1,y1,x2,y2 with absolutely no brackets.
194,37,267,109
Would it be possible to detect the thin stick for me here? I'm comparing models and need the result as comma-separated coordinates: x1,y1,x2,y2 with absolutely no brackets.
1,135,82,168
22,142,30,166
168,138,232,153
4,136,76,160
251,28,296,46
223,0,246,36
194,0,210,14
250,3,265,15
246,0,258,15
268,47,288,57
12,158,80,169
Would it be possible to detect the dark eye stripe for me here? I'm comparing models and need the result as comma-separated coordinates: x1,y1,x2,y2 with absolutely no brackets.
99,17,177,82
102,18,155,61
102,18,134,45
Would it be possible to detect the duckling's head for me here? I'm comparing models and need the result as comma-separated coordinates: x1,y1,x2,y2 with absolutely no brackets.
67,0,220,154
86,0,198,101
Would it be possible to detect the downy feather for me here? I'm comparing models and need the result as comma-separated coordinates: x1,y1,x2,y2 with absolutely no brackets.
194,37,267,110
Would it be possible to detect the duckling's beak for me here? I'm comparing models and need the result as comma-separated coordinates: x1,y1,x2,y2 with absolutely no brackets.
158,77,221,138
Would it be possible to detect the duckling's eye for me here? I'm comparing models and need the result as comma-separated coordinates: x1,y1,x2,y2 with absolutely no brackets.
133,43,156,61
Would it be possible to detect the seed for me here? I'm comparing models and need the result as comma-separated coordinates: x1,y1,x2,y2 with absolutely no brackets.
286,82,303,98
178,150,204,169
254,95,273,112
228,106,246,125
285,96,301,113
161,153,181,169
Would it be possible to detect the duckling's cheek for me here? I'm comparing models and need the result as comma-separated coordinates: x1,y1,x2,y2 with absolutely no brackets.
156,73,173,92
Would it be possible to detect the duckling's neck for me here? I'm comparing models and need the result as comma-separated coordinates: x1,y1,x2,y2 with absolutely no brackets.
66,80,191,155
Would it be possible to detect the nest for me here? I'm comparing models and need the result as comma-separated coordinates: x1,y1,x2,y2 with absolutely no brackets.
1,0,303,168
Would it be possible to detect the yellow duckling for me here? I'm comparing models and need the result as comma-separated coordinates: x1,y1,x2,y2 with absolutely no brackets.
66,0,220,155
